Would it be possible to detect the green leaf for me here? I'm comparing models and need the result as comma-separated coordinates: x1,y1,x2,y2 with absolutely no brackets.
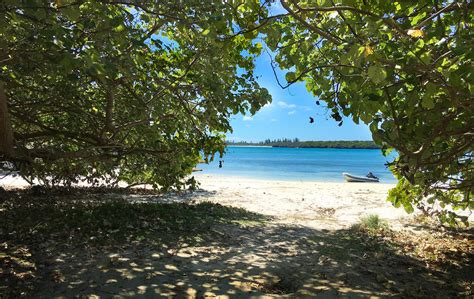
420,52,431,64
410,12,426,26
114,24,125,32
360,113,373,124
415,39,425,50
285,72,296,82
421,94,435,109
367,65,387,84
62,7,81,22
249,42,262,55
403,202,414,213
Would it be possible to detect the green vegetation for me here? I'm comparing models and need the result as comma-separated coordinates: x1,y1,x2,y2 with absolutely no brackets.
352,214,389,232
0,1,270,190
263,1,473,224
227,139,380,149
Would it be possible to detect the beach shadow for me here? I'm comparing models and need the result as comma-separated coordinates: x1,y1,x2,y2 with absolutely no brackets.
1,188,472,298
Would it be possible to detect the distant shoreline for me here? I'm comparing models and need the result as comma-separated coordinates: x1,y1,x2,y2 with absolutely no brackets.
227,145,380,150
226,140,380,149
227,145,273,148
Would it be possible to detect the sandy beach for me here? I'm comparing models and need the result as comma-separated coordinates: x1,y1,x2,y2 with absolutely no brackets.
193,174,408,230
1,173,409,229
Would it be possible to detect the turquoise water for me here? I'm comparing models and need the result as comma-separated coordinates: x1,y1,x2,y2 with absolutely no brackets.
199,146,397,183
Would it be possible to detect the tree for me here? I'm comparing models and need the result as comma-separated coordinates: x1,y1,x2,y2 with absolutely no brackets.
264,0,473,224
0,0,271,189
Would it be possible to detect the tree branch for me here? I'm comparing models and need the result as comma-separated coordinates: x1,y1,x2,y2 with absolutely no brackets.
288,1,406,36
280,0,343,45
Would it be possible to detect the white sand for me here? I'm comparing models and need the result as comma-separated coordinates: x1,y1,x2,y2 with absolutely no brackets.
193,174,410,230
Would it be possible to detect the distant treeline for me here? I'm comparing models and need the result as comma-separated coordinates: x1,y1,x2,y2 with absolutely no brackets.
227,138,380,149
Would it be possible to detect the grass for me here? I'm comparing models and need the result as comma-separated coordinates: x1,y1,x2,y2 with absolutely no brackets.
352,214,389,232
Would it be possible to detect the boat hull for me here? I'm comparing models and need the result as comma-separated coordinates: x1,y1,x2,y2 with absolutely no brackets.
342,172,379,182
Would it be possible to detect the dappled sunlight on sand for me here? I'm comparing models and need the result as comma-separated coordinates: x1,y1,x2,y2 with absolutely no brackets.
17,223,470,298
1,179,472,297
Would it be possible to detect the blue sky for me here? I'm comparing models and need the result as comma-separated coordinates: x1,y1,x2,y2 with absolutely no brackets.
228,54,373,142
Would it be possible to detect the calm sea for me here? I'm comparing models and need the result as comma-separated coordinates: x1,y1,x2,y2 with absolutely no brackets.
198,146,397,183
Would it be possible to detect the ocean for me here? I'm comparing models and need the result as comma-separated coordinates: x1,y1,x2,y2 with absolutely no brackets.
198,146,397,183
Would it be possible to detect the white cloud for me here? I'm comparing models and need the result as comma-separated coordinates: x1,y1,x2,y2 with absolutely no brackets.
277,101,297,109
288,110,296,115
243,115,253,121
270,118,278,122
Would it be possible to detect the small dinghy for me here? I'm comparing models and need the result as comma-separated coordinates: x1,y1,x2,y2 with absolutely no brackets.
343,172,379,182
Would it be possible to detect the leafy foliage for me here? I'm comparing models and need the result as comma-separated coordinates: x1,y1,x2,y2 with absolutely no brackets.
264,0,473,224
0,0,271,189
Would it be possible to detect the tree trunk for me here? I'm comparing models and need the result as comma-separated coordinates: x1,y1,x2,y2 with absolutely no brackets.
0,81,15,158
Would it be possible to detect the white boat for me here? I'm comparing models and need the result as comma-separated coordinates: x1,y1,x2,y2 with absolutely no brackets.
343,172,379,182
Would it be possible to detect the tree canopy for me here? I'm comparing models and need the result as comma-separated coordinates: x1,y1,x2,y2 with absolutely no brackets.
0,0,270,189
264,0,473,224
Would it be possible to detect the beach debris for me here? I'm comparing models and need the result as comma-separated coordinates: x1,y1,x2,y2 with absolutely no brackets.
315,207,336,217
